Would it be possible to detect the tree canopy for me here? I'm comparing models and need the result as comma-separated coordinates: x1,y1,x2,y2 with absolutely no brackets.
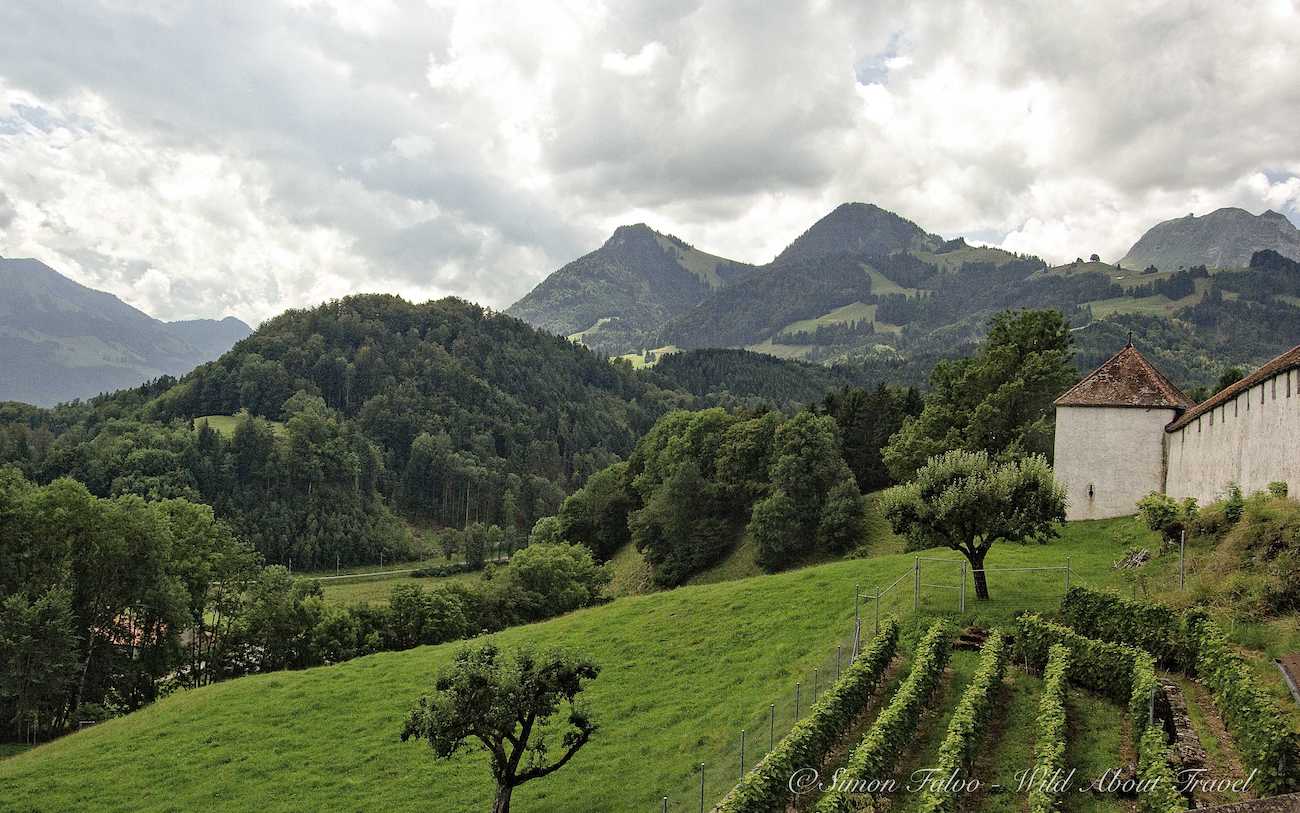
402,643,600,813
882,309,1077,481
879,450,1066,600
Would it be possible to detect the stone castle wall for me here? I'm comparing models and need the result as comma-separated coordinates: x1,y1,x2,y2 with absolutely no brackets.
1165,368,1300,506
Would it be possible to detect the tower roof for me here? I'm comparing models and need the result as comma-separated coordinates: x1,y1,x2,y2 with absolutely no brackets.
1054,342,1195,409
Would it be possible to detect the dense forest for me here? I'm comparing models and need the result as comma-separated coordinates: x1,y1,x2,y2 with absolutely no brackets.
547,408,870,585
0,298,902,571
0,296,691,569
649,348,871,408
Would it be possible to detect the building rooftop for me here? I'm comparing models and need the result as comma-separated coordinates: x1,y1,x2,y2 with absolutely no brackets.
1166,343,1300,432
1054,340,1196,410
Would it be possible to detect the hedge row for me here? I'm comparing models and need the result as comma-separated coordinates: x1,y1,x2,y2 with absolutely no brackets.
917,630,1009,813
1027,644,1070,813
1016,614,1139,703
1059,587,1197,671
713,620,901,813
1135,725,1186,813
1128,652,1159,735
1188,617,1300,795
816,620,953,813
1018,614,1183,812
410,561,481,578
1057,587,1300,794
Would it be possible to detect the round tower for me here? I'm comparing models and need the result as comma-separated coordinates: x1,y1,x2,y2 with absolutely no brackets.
1052,339,1193,520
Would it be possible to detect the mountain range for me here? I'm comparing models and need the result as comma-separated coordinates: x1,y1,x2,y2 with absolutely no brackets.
0,256,252,406
1121,207,1300,271
508,203,1300,392
505,224,753,355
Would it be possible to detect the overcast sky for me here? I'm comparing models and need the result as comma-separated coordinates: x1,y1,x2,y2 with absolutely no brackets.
2,1,1298,325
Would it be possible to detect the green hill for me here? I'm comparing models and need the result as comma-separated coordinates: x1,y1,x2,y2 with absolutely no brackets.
1,516,1218,813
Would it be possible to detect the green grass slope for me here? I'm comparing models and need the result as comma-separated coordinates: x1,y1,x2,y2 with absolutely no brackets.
0,518,1188,813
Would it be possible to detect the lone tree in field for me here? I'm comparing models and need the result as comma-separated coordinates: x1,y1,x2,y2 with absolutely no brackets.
879,450,1066,600
401,643,599,813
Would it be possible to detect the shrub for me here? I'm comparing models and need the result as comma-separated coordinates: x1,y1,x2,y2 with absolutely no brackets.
1059,587,1197,671
1028,645,1070,813
816,620,952,813
715,621,900,813
1268,481,1289,498
1224,482,1245,525
485,542,610,625
917,630,1009,813
1136,492,1197,548
411,561,479,578
383,584,471,650
1188,616,1300,795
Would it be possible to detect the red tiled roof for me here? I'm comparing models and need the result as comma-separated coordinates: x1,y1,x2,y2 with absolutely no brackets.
1054,343,1195,410
1166,343,1300,432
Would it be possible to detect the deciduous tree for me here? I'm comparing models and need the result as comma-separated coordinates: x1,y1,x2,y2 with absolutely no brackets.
879,450,1066,600
402,644,599,813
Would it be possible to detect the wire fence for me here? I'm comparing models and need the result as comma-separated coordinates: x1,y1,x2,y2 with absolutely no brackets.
656,554,1078,812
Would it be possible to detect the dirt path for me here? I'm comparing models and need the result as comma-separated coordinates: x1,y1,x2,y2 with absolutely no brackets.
1172,675,1253,807
968,670,1040,813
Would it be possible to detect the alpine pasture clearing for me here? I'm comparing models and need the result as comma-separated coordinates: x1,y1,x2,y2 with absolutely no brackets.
194,414,287,437
2,516,1292,812
778,302,877,336
315,569,486,606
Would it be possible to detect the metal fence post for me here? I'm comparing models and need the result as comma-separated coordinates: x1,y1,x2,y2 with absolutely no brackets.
699,763,705,813
874,589,880,635
913,557,920,610
837,645,842,679
959,561,966,613
795,682,801,719
1065,557,1071,592
739,729,745,779
1181,533,1188,589
769,704,775,750
853,583,862,659
662,796,668,813
814,668,819,701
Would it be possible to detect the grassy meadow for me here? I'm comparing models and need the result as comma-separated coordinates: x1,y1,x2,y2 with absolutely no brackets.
194,414,287,437
2,515,1294,811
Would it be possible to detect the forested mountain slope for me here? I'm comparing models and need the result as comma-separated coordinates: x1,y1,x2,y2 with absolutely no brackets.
506,224,752,356
0,257,251,406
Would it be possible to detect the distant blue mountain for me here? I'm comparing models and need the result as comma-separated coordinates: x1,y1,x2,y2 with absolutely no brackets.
0,256,252,406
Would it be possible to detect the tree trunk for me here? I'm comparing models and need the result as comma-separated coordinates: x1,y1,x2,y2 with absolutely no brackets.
969,549,990,601
492,784,513,813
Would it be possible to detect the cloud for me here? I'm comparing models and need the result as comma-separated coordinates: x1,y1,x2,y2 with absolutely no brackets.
0,0,1297,323
601,42,668,76
0,189,14,230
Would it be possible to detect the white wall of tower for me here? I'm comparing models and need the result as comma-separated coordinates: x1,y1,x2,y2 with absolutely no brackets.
1053,404,1177,520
